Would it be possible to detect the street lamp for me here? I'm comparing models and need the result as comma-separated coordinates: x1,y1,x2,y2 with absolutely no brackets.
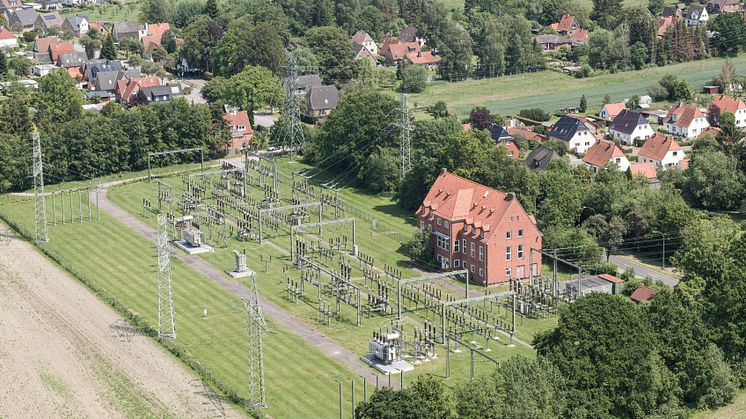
652,231,665,268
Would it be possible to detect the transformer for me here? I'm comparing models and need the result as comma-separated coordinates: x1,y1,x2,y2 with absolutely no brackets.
183,228,203,247
368,331,401,365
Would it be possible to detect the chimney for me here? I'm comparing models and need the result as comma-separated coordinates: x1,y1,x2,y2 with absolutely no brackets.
440,168,447,175
506,192,516,201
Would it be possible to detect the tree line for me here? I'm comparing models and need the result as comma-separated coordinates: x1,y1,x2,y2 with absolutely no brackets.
0,70,229,192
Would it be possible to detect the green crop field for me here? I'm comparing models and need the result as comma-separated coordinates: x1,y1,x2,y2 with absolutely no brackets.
409,55,746,117
60,0,142,22
0,197,366,418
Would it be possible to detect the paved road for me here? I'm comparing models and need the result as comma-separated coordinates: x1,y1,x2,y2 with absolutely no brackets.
93,183,395,386
609,255,679,287
179,78,207,105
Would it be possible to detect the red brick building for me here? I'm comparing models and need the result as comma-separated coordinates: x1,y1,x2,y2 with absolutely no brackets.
416,169,542,285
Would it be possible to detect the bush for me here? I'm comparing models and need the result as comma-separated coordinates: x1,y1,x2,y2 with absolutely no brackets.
519,108,550,122
403,228,435,267
400,65,428,93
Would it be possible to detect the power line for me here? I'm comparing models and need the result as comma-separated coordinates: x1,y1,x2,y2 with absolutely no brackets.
32,130,48,243
245,274,268,408
285,50,305,156
156,213,176,339
397,93,413,179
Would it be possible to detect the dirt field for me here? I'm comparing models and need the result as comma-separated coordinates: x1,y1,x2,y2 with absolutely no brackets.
0,222,243,418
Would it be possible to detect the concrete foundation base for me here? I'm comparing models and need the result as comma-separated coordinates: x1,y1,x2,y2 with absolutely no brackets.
225,269,255,279
174,240,213,255
360,354,414,375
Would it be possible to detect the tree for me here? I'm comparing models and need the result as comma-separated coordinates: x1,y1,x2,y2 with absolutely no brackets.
33,70,83,126
628,95,641,110
468,106,496,130
437,20,473,81
683,149,745,211
519,108,550,122
630,41,648,70
583,214,627,260
602,93,611,104
537,159,585,228
305,26,359,85
592,0,623,29
162,29,177,54
709,12,746,56
357,147,400,193
658,74,692,101
180,16,223,73
202,66,284,112
648,0,665,15
357,5,385,39
140,0,171,23
578,94,587,113
205,0,218,19
356,375,454,419
0,52,6,78
535,293,669,418
539,0,570,26
456,357,566,418
427,101,449,118
80,34,101,60
400,64,428,93
100,34,117,60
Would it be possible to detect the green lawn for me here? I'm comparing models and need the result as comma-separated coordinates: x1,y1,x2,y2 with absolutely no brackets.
410,55,746,117
0,196,367,418
60,0,142,22
693,390,746,419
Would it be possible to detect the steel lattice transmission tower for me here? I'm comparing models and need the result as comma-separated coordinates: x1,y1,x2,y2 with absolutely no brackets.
245,275,268,408
32,131,48,243
284,50,305,155
398,93,413,179
156,214,176,339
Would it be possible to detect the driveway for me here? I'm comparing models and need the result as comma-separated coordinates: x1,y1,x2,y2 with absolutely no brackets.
179,78,207,105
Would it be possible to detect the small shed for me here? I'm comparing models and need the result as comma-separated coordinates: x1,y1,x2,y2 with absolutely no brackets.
702,85,720,94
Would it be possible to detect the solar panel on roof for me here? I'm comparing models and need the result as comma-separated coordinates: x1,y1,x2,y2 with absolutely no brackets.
44,15,55,20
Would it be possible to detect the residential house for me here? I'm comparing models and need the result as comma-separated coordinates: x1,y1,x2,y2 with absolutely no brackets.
304,85,339,119
548,115,597,154
384,40,420,66
116,75,161,104
399,26,425,47
406,50,440,71
637,133,684,168
352,42,377,66
630,286,658,303
657,16,675,37
137,84,182,103
33,35,57,52
664,102,710,138
661,5,685,19
112,20,145,42
609,109,655,145
32,63,59,76
89,69,121,92
351,30,377,55
83,59,124,82
582,139,630,172
416,168,542,285
629,162,660,187
599,102,626,120
487,124,519,159
684,5,709,25
523,145,560,171
48,41,73,62
84,90,112,102
709,94,746,127
287,74,321,96
8,8,39,31
0,0,23,11
507,127,547,142
57,51,87,68
707,0,742,14
34,12,63,33
535,34,573,52
0,27,17,48
39,0,62,10
550,15,580,35
62,15,89,36
223,107,254,153
572,28,589,43
88,21,108,34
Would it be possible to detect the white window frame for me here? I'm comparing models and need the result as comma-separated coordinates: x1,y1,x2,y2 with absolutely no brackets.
454,239,460,253
436,218,441,226
518,244,524,260
479,245,484,262
518,228,524,238
505,267,511,278
470,264,475,273
454,259,460,268
478,267,484,277
444,220,449,228
470,243,475,258
506,246,512,261
506,230,512,240
462,239,466,254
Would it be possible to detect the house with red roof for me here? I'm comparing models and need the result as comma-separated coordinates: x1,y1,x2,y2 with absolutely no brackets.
49,41,74,62
0,27,17,48
351,30,377,56
629,162,660,187
141,22,170,59
664,102,710,138
637,133,684,168
709,94,746,127
599,102,626,120
630,286,658,303
551,15,580,35
405,50,440,70
223,108,254,154
382,39,420,66
416,169,542,285
116,75,161,104
582,139,630,172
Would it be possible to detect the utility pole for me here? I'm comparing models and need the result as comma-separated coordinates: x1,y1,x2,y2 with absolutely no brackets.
156,214,176,339
245,274,268,408
397,93,412,179
285,50,304,156
32,131,48,243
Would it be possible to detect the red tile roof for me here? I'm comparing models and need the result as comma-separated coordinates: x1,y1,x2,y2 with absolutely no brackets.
679,159,689,170
601,102,626,119
35,36,58,53
117,76,161,103
223,110,253,136
553,15,578,33
49,41,74,61
572,28,589,42
0,27,15,40
406,50,440,65
388,42,419,61
697,127,720,139
629,162,657,180
582,139,626,168
666,102,705,128
66,66,83,79
147,22,170,39
497,139,520,160
417,169,530,241
598,273,623,284
507,127,546,142
630,286,657,303
638,133,680,161
351,31,372,44
710,94,746,115
89,21,106,32
657,16,675,37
